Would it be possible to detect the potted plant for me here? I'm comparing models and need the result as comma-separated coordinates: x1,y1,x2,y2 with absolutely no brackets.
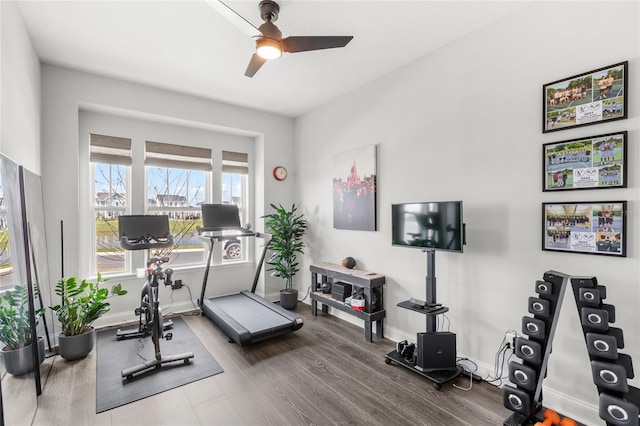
50,273,126,360
0,283,45,375
262,203,307,310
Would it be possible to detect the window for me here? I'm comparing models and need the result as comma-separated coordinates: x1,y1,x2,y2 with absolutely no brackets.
145,141,211,267
87,131,250,276
90,134,131,275
221,151,249,262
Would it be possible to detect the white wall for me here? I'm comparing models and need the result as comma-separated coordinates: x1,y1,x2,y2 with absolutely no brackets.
295,1,639,424
40,66,296,324
0,0,40,171
0,0,46,332
0,3,42,423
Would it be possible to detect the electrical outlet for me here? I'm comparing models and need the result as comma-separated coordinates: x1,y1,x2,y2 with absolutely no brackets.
172,279,183,290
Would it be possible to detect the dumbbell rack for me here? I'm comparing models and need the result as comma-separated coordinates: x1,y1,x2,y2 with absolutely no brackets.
570,276,640,426
502,271,640,426
503,271,569,425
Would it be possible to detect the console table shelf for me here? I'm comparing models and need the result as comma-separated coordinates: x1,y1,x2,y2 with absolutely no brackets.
310,262,385,342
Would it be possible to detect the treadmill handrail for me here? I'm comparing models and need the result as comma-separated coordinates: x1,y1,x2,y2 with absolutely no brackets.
251,237,271,294
198,230,271,309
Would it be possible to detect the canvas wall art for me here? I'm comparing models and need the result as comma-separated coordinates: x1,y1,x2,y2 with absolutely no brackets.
333,145,377,231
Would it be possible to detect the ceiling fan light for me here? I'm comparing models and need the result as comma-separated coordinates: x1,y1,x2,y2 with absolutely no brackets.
256,39,282,59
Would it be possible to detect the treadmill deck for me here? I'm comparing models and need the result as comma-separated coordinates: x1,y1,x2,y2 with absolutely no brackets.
201,291,303,346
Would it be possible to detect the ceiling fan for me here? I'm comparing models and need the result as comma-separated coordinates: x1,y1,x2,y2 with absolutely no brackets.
207,0,354,77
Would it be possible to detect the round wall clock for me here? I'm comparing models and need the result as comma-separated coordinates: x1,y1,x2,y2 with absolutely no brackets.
273,166,288,181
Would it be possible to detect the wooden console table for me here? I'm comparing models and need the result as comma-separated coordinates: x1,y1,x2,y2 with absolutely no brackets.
309,262,385,342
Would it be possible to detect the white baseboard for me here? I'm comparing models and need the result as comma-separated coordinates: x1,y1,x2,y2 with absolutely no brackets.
541,387,599,426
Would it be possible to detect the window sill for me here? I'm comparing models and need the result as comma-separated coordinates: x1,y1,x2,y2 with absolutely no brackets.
95,259,254,281
172,260,254,273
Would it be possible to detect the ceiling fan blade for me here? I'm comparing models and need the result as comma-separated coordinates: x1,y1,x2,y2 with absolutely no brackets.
282,36,353,53
205,0,263,38
245,54,267,77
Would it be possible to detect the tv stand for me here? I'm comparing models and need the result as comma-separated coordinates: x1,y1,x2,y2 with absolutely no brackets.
385,249,463,389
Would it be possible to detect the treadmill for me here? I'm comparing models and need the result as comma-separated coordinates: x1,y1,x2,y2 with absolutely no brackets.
197,204,303,346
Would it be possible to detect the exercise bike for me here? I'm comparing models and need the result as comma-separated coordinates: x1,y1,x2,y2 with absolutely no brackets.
117,215,194,380
116,256,175,340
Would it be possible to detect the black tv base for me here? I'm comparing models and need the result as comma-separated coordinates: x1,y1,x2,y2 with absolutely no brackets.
385,249,464,390
385,349,464,390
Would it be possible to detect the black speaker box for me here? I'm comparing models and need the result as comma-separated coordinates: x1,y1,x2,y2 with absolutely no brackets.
586,332,619,360
591,360,629,393
528,297,551,318
509,361,537,392
416,332,457,372
522,317,546,340
331,281,352,295
515,337,543,365
599,393,639,425
502,385,533,417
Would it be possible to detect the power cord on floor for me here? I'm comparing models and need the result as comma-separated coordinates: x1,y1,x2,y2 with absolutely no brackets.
162,284,200,317
179,284,200,312
454,357,478,391
135,338,147,362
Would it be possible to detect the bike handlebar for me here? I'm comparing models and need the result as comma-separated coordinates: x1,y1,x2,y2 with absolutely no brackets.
120,234,174,250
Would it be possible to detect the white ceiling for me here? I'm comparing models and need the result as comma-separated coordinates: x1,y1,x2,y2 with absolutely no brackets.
17,1,529,117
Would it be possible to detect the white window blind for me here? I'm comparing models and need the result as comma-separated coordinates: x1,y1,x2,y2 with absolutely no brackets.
90,134,132,165
145,141,212,171
222,151,249,175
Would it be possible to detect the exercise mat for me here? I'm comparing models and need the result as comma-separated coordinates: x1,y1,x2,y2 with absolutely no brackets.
96,316,223,413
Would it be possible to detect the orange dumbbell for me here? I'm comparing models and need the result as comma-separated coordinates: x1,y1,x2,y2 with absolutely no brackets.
535,409,560,426
559,417,577,426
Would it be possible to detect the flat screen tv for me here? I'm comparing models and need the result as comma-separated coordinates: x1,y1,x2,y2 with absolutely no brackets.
392,201,464,253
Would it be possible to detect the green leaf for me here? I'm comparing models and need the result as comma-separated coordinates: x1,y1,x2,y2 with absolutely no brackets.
261,203,307,290
49,275,126,336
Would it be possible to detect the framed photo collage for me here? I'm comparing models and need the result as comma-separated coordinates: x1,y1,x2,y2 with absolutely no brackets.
541,61,628,257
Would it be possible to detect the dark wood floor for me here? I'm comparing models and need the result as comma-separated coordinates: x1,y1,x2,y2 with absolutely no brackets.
27,302,512,425
212,305,511,425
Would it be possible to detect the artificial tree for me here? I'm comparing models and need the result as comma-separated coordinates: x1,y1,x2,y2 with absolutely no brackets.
263,203,307,309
